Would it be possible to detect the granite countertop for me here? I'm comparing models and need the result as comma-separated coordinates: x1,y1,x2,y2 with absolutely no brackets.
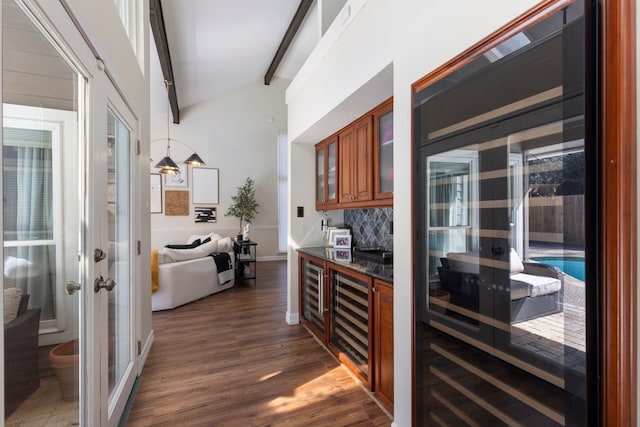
297,246,393,283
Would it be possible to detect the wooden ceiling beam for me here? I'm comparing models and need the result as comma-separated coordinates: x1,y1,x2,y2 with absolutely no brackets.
150,0,180,124
264,0,313,85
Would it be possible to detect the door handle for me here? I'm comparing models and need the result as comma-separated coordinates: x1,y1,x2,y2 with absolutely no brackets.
94,276,116,293
94,248,107,262
66,281,81,295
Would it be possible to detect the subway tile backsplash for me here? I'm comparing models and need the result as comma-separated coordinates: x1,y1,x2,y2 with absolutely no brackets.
344,208,393,251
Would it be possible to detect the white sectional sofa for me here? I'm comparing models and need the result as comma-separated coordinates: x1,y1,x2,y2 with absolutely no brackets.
152,234,235,311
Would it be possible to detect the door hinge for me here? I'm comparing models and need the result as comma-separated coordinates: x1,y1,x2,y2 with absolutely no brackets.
137,340,142,355
136,139,141,155
137,240,142,255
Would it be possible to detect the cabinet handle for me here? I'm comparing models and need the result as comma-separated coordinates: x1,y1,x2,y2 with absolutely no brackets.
317,269,324,316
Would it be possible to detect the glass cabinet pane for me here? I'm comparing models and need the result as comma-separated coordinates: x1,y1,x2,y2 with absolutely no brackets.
378,110,393,193
330,270,369,381
301,257,325,335
316,146,325,203
327,140,336,201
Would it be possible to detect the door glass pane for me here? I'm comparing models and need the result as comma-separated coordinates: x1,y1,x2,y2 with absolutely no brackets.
106,109,132,402
3,0,82,423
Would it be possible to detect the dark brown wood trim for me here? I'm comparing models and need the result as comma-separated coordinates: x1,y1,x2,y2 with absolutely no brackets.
150,0,180,124
601,0,637,424
264,0,313,85
412,0,574,95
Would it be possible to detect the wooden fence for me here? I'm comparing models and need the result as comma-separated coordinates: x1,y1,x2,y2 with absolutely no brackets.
527,195,584,246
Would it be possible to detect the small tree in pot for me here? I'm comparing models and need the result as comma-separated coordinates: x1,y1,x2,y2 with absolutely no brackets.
225,177,259,239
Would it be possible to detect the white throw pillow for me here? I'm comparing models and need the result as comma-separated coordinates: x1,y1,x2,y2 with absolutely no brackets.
4,287,23,324
510,248,525,273
217,237,233,253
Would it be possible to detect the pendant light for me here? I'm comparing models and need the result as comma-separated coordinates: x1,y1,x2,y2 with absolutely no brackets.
154,80,205,174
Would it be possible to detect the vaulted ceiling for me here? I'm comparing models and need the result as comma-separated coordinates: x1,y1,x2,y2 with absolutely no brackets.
150,0,320,121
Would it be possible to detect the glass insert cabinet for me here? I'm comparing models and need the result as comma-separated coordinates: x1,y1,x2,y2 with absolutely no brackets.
413,2,598,425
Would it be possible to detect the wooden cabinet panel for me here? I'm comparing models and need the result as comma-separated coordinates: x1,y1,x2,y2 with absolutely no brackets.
373,98,394,203
339,115,373,205
315,136,338,210
373,279,394,413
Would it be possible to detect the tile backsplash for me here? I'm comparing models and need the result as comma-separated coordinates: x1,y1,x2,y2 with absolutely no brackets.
344,208,393,251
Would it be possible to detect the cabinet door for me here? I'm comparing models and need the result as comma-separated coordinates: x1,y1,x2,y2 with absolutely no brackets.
373,280,394,412
326,138,337,204
328,266,372,387
338,126,355,203
339,116,373,205
353,115,373,202
299,255,328,342
374,98,393,201
315,142,326,206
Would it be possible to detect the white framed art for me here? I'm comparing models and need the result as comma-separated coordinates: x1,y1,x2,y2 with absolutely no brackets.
192,167,219,204
164,164,188,188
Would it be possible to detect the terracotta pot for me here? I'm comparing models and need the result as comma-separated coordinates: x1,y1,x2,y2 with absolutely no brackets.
48,340,79,401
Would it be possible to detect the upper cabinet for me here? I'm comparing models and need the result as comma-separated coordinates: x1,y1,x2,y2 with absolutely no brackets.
316,135,338,209
339,115,373,205
373,98,393,203
315,98,393,210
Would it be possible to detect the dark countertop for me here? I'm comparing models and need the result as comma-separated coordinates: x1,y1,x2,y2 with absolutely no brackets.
297,246,393,283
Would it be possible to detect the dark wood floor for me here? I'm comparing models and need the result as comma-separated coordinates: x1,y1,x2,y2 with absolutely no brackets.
127,261,392,426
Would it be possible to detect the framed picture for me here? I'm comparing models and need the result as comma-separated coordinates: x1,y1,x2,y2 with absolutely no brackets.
194,207,216,223
328,228,350,247
192,167,219,204
150,174,163,213
165,164,188,188
334,235,352,249
334,249,352,262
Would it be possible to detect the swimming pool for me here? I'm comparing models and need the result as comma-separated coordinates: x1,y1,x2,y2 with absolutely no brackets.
531,256,585,282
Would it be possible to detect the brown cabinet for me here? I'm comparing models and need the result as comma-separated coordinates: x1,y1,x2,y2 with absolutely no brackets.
373,98,393,204
315,98,393,210
315,135,338,210
298,252,393,414
373,279,394,412
339,115,373,205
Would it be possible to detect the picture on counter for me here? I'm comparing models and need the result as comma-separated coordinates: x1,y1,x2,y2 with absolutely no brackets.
328,228,350,247
334,249,352,262
334,235,352,249
194,206,216,223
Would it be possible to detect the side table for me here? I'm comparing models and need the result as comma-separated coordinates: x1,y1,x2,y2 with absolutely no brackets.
233,239,257,285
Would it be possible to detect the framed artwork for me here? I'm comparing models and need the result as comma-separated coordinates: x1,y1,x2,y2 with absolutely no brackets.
150,174,163,213
334,235,352,249
192,167,219,204
165,164,188,188
328,228,350,247
165,190,189,215
194,207,216,223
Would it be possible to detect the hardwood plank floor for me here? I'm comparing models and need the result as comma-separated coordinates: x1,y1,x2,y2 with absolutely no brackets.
127,261,392,426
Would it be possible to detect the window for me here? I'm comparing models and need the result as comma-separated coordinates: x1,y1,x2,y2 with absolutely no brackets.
277,132,288,252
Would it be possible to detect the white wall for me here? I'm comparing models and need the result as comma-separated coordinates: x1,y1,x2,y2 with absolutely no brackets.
287,0,541,425
150,78,290,260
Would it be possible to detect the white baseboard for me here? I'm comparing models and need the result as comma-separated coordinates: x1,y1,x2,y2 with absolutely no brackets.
138,330,154,375
285,311,299,325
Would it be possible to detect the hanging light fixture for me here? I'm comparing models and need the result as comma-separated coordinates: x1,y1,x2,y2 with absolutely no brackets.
154,80,206,174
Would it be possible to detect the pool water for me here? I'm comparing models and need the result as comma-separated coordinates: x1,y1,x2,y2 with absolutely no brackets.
531,256,585,282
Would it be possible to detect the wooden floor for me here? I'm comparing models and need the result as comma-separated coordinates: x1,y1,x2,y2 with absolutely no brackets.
127,261,392,427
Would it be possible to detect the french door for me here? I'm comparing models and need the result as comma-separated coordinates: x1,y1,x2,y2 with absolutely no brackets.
1,0,138,425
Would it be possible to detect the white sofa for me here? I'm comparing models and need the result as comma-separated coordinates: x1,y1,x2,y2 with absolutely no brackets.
152,234,235,311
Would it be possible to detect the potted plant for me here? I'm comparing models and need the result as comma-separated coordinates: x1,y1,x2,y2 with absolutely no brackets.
225,177,259,240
